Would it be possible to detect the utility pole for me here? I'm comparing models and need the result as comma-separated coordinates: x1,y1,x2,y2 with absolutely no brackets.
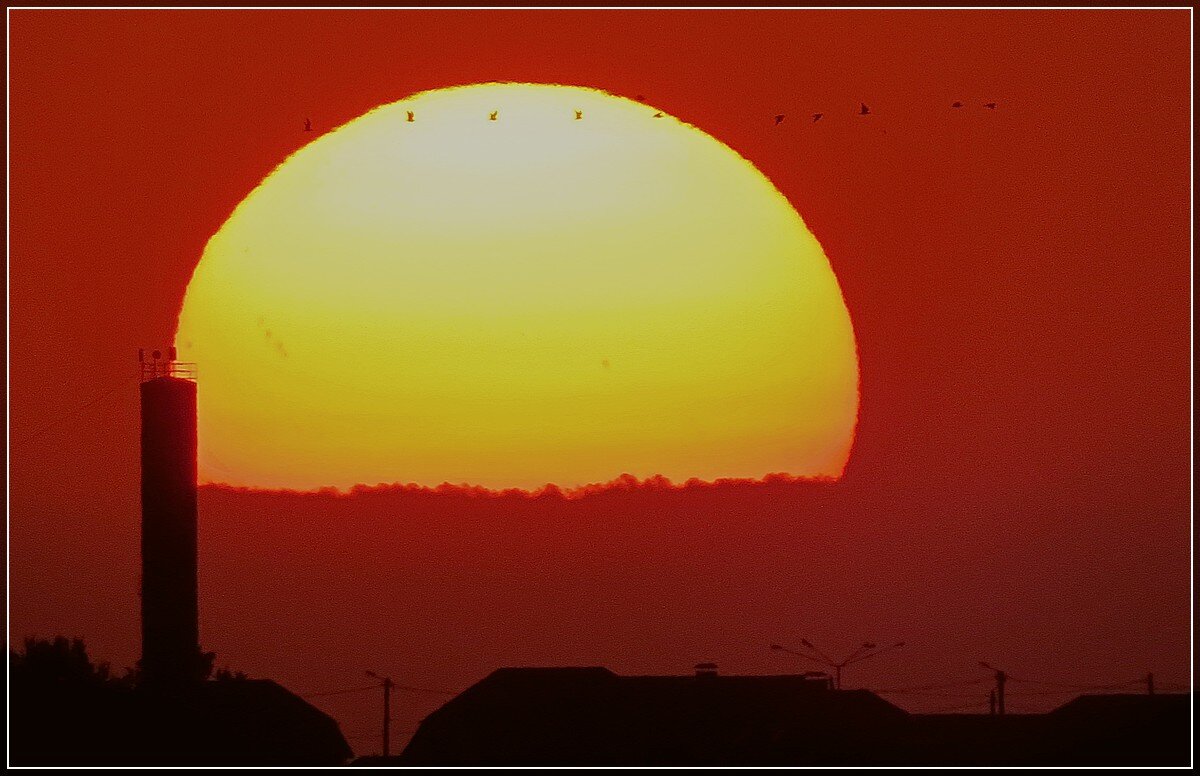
979,662,1006,716
367,670,395,757
989,689,996,716
383,677,393,757
1146,672,1155,696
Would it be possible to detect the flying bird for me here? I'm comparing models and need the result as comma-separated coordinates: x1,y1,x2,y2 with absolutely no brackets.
774,114,785,125
303,117,312,132
489,111,498,121
859,103,871,115
812,113,823,122
653,111,664,118
951,101,963,108
985,102,997,110
407,111,415,122
575,110,583,120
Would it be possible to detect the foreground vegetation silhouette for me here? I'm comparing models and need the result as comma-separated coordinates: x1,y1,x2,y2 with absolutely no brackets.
10,636,351,766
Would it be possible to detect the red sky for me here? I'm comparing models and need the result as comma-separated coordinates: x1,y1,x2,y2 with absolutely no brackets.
8,9,1191,753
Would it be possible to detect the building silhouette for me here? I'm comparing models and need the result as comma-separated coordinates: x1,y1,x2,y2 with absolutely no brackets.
373,665,1191,767
390,665,910,766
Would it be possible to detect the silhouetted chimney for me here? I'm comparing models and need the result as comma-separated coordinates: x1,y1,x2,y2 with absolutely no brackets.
139,348,203,685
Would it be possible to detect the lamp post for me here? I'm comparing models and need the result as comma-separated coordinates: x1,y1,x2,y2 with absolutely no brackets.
366,670,395,757
770,640,905,690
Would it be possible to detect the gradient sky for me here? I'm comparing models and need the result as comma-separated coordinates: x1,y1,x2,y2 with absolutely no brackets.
8,8,1191,754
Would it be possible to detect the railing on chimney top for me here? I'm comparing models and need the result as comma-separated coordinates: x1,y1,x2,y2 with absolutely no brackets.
139,361,197,382
138,348,196,382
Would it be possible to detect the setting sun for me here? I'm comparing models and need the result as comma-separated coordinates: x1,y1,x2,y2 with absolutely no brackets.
175,82,858,490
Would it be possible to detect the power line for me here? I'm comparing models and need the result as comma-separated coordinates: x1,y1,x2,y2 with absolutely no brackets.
877,673,1161,709
873,678,987,693
347,728,416,739
877,690,994,699
1006,688,1099,697
304,680,455,699
1006,676,1142,691
12,376,136,444
393,683,455,696
924,699,990,714
301,683,380,699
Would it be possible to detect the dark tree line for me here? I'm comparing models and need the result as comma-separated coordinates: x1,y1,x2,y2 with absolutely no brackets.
10,636,252,766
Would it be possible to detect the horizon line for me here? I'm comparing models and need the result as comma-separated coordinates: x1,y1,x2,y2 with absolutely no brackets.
200,471,843,501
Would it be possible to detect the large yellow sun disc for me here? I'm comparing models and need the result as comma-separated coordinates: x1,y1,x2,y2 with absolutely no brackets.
176,83,859,491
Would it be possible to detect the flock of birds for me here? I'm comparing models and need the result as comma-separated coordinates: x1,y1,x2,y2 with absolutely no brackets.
775,101,998,125
301,98,998,131
303,107,596,129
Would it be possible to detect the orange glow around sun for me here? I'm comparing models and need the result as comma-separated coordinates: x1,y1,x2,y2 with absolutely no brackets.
175,83,859,491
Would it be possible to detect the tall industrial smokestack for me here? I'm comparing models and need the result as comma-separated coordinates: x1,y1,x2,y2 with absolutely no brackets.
139,348,204,685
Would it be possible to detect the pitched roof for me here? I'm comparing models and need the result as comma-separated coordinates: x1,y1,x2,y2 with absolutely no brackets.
399,667,907,766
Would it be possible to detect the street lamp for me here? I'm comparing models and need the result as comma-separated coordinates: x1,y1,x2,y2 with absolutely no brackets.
771,640,905,690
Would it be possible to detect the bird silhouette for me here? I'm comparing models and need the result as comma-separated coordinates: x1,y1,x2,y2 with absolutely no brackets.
951,101,963,108
575,110,583,120
774,114,785,125
653,112,664,118
859,103,871,115
812,113,823,122
985,102,997,110
489,111,498,121
303,117,312,132
407,111,415,122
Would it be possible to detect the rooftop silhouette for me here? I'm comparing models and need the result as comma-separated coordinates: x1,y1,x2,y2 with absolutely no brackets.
362,665,1190,767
